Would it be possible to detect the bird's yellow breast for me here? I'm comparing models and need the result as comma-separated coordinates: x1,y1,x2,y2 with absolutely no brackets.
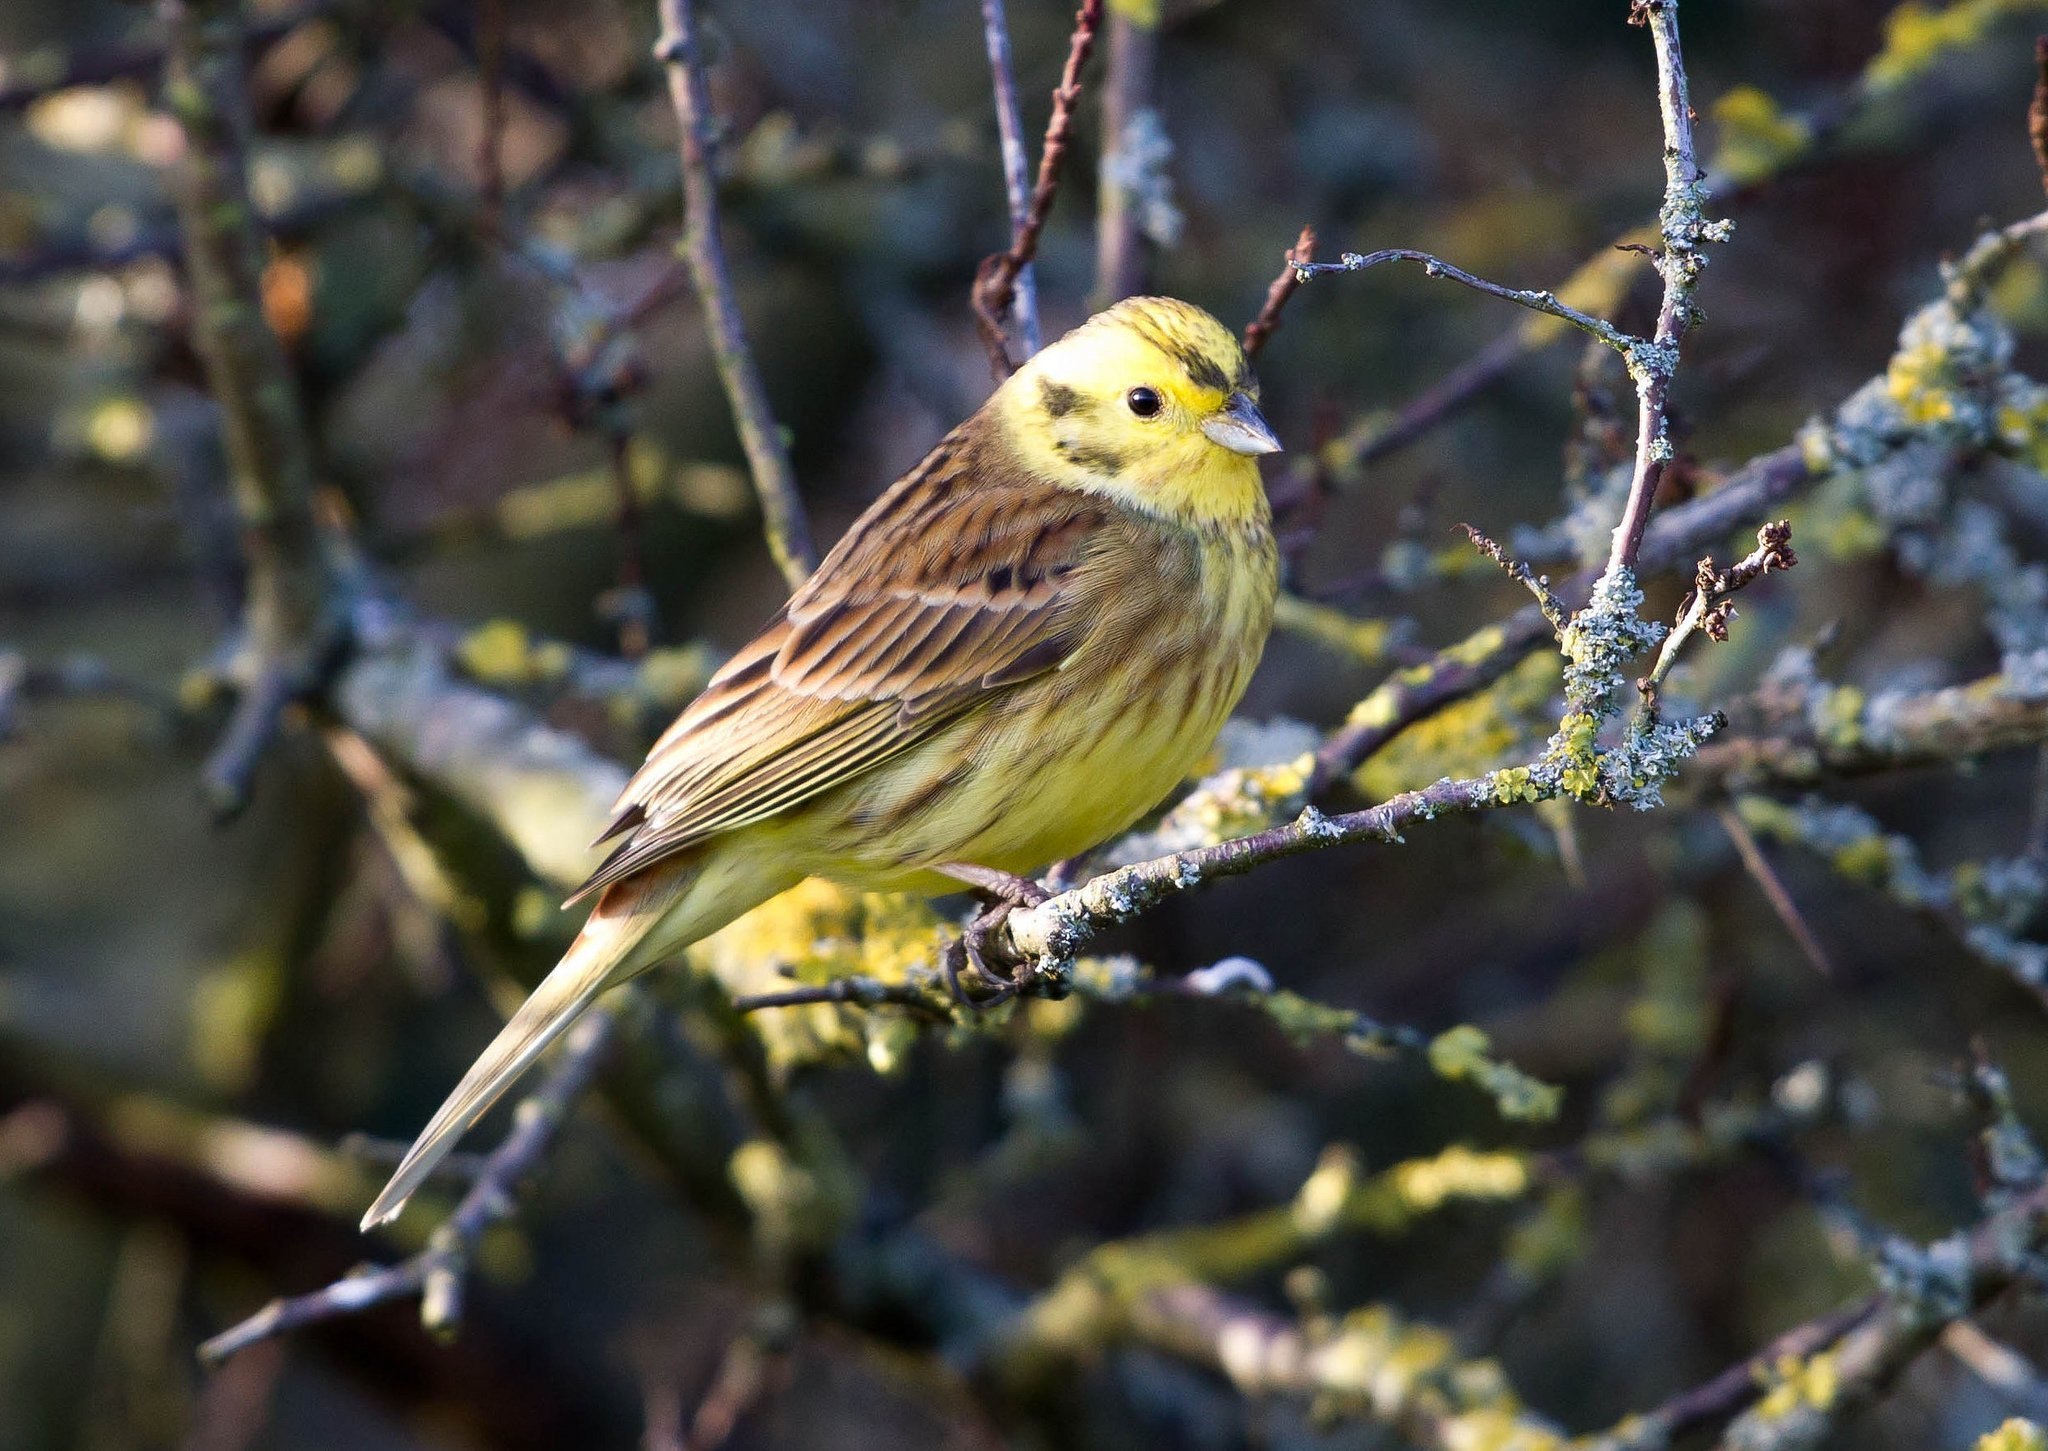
808,512,1277,892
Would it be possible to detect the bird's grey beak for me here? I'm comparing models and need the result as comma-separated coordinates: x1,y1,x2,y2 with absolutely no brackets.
1202,393,1282,456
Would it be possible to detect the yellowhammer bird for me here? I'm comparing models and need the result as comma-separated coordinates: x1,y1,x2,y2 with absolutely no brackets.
363,296,1281,1228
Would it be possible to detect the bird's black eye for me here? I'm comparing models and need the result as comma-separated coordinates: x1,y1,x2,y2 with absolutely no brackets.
1125,386,1163,418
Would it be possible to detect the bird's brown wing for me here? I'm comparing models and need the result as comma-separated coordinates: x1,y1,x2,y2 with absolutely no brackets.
565,434,1112,904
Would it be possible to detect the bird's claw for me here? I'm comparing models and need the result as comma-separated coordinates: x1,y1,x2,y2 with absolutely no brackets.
939,869,1047,1009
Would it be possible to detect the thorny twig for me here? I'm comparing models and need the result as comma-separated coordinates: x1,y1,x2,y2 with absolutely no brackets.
653,0,818,589
972,0,1106,375
198,1010,620,1363
1241,224,1318,360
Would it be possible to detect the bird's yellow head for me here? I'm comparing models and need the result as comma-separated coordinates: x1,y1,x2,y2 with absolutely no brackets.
996,297,1279,526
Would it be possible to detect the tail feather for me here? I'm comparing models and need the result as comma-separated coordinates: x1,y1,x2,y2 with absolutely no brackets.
360,838,802,1232
359,923,634,1229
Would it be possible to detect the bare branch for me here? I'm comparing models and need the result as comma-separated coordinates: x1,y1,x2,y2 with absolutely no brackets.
979,0,1042,355
1459,522,1568,635
971,0,1106,375
1241,225,1317,360
1642,520,1798,701
2032,36,2048,201
199,1010,619,1364
653,0,818,588
1715,802,1835,977
1294,248,1636,354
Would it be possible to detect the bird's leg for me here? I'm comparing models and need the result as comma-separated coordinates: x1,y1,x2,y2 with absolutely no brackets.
938,862,1051,1007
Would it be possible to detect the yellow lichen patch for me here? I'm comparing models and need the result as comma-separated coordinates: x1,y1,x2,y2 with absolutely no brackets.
693,879,952,1075
1273,593,1399,667
1979,1419,2048,1451
727,1135,851,1258
1751,1350,1839,1420
1865,0,2047,97
456,619,572,688
85,396,155,462
1709,85,1813,188
1356,653,1557,800
1388,1145,1530,1214
1439,1407,1565,1451
1814,684,1867,753
1885,338,1961,426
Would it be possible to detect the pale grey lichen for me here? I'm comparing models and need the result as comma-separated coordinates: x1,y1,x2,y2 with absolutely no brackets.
1101,108,1185,249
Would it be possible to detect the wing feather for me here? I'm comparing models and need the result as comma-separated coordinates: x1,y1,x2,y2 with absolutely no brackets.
565,426,1112,905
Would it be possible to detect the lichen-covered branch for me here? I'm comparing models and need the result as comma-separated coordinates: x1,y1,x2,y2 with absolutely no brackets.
1730,793,2048,1008
653,0,818,589
989,1144,1535,1393
1606,0,1716,579
1316,0,2041,482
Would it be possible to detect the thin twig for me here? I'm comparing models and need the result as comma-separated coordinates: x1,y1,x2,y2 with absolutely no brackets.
1459,523,1568,635
731,975,953,1022
475,0,507,232
980,0,1042,356
600,431,655,659
1294,248,1636,354
971,0,1106,375
1241,225,1317,359
1643,522,1797,700
199,1010,620,1364
653,0,818,589
1715,803,1835,977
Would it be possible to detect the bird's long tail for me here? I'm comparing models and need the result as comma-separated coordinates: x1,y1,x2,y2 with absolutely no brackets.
360,845,789,1230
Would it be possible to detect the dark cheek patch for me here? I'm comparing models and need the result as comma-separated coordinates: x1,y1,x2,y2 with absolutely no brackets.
1039,380,1084,418
1056,439,1126,475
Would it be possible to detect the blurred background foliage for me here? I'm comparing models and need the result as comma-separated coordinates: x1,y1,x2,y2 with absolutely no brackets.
12,0,2048,1447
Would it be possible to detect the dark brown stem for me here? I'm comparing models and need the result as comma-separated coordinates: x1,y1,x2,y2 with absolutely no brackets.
475,0,507,231
1241,225,1318,359
971,0,1106,375
653,0,818,589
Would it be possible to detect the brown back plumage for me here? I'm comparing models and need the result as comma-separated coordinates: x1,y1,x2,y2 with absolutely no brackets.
566,423,1111,904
